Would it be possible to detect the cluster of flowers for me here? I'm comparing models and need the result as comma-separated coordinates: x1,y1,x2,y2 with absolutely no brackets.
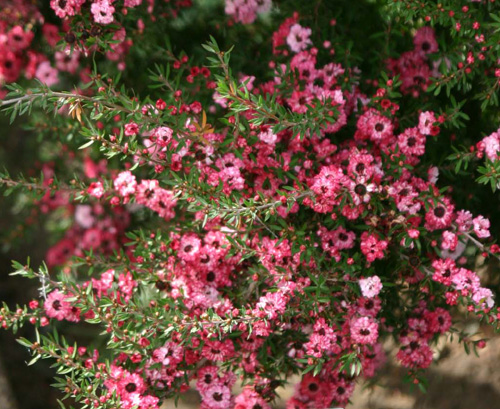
34,26,497,409
386,26,439,96
0,1,63,95
477,127,500,161
3,4,500,409
41,159,131,267
51,0,192,25
224,0,272,24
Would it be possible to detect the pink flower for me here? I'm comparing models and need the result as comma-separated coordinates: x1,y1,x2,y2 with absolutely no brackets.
74,205,96,228
424,198,454,231
118,272,137,301
125,0,142,6
91,0,115,24
136,180,160,206
44,290,71,321
350,317,379,345
397,127,426,156
114,171,137,197
360,232,388,262
286,24,312,53
397,336,433,369
117,373,146,396
88,182,105,198
125,122,139,136
451,268,480,293
201,383,232,409
234,387,270,409
256,291,288,319
441,231,458,251
178,234,202,262
367,112,394,142
359,276,383,298
35,61,59,86
258,128,277,144
50,0,76,18
473,215,491,238
482,131,500,160
225,0,271,24
428,166,439,184
332,226,356,250
408,229,420,239
472,287,494,309
7,26,34,51
424,308,451,334
413,26,438,55
456,210,473,232
55,50,80,74
418,111,436,135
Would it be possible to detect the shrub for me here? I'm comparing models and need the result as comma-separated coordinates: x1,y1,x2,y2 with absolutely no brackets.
1,1,500,408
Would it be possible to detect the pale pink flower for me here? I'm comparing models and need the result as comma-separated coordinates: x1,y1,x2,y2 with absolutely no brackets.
359,276,383,298
35,61,59,86
286,24,312,53
473,215,491,238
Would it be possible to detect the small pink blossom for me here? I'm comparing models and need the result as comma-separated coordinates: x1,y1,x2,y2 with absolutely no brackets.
125,122,140,136
91,0,115,24
359,276,383,298
88,182,105,198
473,215,491,238
35,61,59,86
114,171,137,197
286,24,312,53
44,290,71,321
350,317,379,345
418,111,436,135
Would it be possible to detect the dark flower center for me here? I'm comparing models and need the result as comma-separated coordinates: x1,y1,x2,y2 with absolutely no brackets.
125,382,137,393
375,123,384,132
213,392,223,402
355,184,367,196
155,281,168,291
308,382,319,392
434,206,446,218
413,75,425,85
52,300,61,310
355,163,365,173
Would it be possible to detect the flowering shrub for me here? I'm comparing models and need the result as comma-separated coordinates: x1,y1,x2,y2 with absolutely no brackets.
2,1,500,409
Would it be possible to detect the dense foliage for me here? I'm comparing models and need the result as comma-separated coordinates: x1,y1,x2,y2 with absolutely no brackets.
2,1,500,408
